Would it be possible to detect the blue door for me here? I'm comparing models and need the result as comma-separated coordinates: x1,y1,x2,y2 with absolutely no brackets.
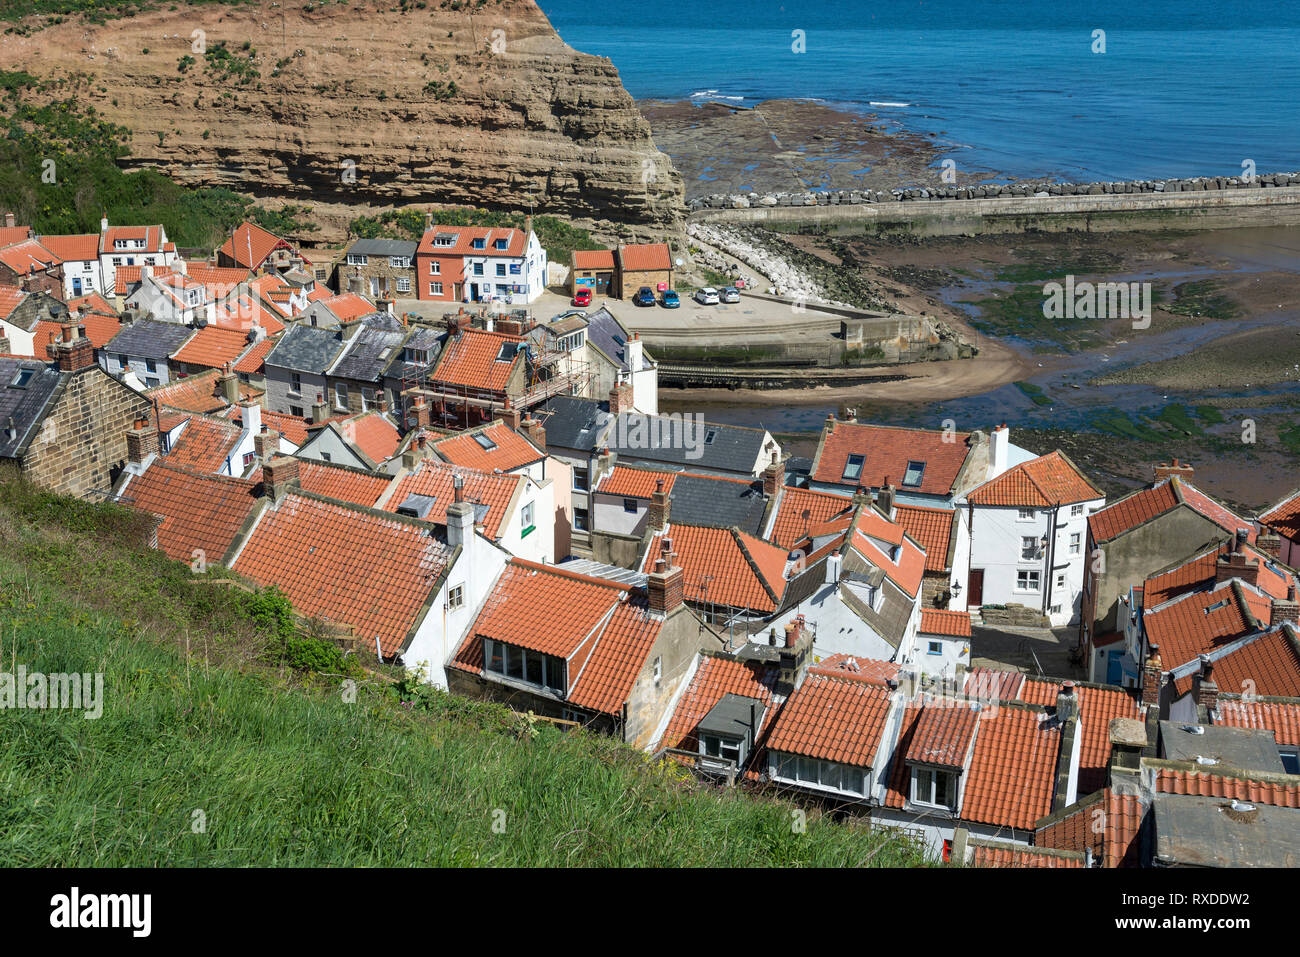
1106,649,1124,685
72,277,82,296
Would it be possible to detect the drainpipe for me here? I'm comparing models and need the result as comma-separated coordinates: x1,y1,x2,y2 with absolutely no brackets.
1043,501,1060,619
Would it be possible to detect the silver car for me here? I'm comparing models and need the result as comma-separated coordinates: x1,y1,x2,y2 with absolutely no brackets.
720,287,740,303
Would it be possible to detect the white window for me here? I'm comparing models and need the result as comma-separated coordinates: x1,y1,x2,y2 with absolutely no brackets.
1071,504,1084,517
361,387,374,412
389,256,410,268
1017,570,1041,592
396,277,410,293
1069,532,1082,555
1018,509,1035,520
429,261,441,275
1021,536,1040,560
347,254,367,266
429,281,443,296
521,501,534,530
448,585,464,609
653,656,662,683
912,767,956,809
334,382,348,409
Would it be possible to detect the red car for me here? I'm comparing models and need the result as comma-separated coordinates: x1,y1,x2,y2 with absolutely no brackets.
572,288,592,307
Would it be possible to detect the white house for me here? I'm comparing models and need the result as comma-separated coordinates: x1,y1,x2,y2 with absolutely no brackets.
125,267,207,324
98,218,179,296
960,450,1106,626
40,234,104,299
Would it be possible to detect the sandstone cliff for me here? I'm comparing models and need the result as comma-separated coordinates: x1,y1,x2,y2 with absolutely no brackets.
2,0,684,242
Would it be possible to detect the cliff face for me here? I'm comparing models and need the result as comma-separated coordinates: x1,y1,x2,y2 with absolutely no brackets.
1,0,684,240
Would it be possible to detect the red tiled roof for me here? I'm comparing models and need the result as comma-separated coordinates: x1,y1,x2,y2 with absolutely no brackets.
1089,477,1251,545
567,600,665,716
0,285,27,321
417,225,526,258
1216,697,1300,747
961,706,1061,831
572,249,615,270
232,336,277,376
894,503,954,572
115,264,177,287
122,461,260,565
1018,679,1141,794
0,239,57,276
849,506,927,598
964,667,1026,702
1145,541,1292,609
0,225,33,246
184,263,252,290
1144,581,1273,683
232,493,450,656
208,293,286,335
432,420,543,473
149,368,260,414
1153,766,1300,808
968,842,1084,868
768,485,852,548
643,524,788,613
319,293,375,322
67,292,117,318
1177,628,1300,700
383,459,520,540
967,451,1102,508
905,698,980,768
286,460,391,507
219,221,299,270
808,654,899,685
598,465,677,500
658,656,776,754
1260,488,1300,540
764,674,894,768
430,328,524,393
618,242,671,272
171,325,253,369
811,422,972,495
1036,789,1144,868
31,313,121,351
344,412,401,464
164,416,243,473
39,233,99,262
920,609,972,638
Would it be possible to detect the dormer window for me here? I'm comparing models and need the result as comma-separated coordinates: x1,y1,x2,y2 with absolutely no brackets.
471,238,486,250
842,454,865,482
433,233,457,247
11,368,34,388
483,638,565,693
494,238,508,250
902,460,925,487
911,767,957,810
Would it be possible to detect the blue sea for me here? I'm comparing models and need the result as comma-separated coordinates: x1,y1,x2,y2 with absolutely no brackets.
537,0,1300,182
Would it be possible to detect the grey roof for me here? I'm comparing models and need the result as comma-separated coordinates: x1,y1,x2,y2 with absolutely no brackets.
698,692,766,745
382,325,445,380
264,323,346,375
584,307,634,371
536,396,611,453
559,558,648,589
346,238,418,259
669,472,768,536
0,357,63,459
610,413,769,475
330,324,408,383
1158,722,1286,773
103,318,195,361
1152,792,1300,867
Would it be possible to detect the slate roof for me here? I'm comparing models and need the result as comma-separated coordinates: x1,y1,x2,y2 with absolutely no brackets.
668,472,769,536
263,323,346,375
103,318,196,360
330,322,407,383
346,238,418,259
0,357,63,459
534,396,610,452
382,325,444,380
609,412,769,475
583,307,638,371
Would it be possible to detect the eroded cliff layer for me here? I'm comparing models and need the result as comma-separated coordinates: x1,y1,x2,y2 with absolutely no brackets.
2,0,683,236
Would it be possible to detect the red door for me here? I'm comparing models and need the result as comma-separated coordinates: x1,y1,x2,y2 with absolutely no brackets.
968,569,984,607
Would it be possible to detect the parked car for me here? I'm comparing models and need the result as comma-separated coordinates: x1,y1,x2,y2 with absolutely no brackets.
632,286,656,307
720,286,740,303
660,289,680,308
694,287,720,305
572,288,592,307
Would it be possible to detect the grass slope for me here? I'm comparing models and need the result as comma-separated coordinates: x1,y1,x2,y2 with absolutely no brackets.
0,479,929,867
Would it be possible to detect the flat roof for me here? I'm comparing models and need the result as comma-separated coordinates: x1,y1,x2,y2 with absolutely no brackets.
1159,721,1285,774
1153,793,1300,867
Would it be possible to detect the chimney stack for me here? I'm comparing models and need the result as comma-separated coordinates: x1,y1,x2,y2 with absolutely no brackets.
125,416,159,465
1193,654,1220,715
1154,458,1195,481
877,481,896,518
1255,531,1281,558
495,397,521,431
262,455,300,502
1215,530,1258,586
609,380,633,416
239,398,262,437
311,395,329,425
0,333,10,354
1142,644,1164,711
824,413,836,434
411,393,432,429
784,618,801,649
521,415,546,451
46,322,95,373
3,212,14,228
762,453,782,498
218,362,239,404
647,537,684,616
1056,680,1078,724
649,477,671,531
253,426,280,463
1271,581,1300,628
446,474,475,549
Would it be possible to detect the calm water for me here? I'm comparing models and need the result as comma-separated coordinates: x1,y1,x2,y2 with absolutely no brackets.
538,0,1300,182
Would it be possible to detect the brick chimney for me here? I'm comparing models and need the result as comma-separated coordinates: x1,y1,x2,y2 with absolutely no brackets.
46,322,95,372
218,362,239,404
311,395,329,424
263,456,300,502
762,453,782,497
521,415,546,451
609,380,633,416
877,480,897,518
1056,680,1078,724
647,536,684,616
1142,644,1164,710
1193,654,1219,715
1271,582,1300,628
1256,531,1281,558
125,416,159,465
253,426,280,463
1154,457,1195,481
0,333,11,354
824,413,836,434
784,618,802,648
649,478,671,531
1215,529,1257,585
411,393,432,429
495,397,521,431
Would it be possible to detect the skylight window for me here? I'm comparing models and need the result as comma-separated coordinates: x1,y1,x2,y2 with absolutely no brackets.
496,343,518,361
474,433,498,451
11,368,34,388
842,454,865,482
704,429,718,445
902,460,926,487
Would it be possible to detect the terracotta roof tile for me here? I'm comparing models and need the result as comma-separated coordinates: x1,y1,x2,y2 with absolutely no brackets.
617,242,671,272
768,485,853,548
246,459,391,508
1018,679,1141,794
149,368,260,414
961,706,1061,830
1036,789,1144,868
968,842,1084,868
597,465,677,500
808,654,900,685
66,292,118,318
905,698,980,768
894,503,954,572
346,412,401,464
572,249,615,270
1089,477,1251,545
0,225,33,247
320,293,377,321
383,459,520,540
164,415,243,473
115,264,177,287
566,600,664,715
811,422,973,495
1144,581,1274,684
31,313,121,351
417,225,526,258
0,239,57,276
171,325,254,369
232,493,449,656
432,420,543,473
765,674,894,767
643,524,788,613
920,609,972,638
1260,488,1300,540
430,328,524,393
1216,698,1300,747
103,224,166,252
1178,629,1300,700
967,451,1103,508
0,285,27,321
218,221,303,269
657,656,777,753
121,461,260,565
232,336,277,376
1153,766,1300,808
964,667,1026,702
849,506,927,598
38,233,99,262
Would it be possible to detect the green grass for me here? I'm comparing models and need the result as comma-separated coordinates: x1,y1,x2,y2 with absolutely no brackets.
1163,279,1238,320
1153,404,1203,437
1014,381,1053,406
351,207,604,267
0,477,929,867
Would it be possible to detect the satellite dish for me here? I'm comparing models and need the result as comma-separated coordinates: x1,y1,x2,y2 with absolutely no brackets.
674,258,684,267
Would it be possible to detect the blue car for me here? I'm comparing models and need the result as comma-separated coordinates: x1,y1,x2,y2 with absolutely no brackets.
632,286,656,307
660,289,680,308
